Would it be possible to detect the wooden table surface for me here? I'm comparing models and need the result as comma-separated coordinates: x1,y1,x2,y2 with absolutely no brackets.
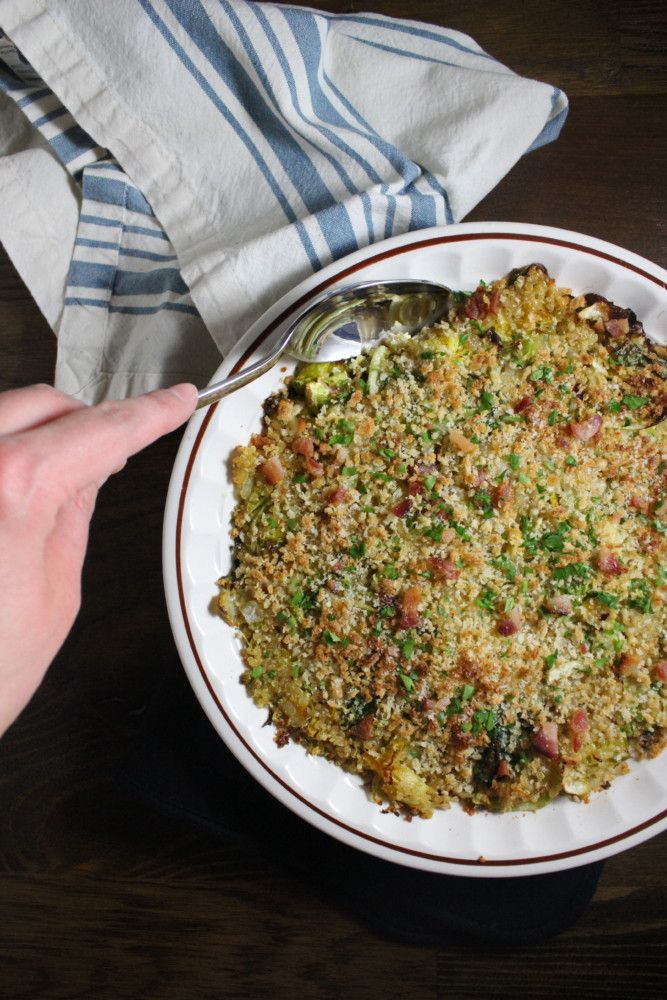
1,2,665,997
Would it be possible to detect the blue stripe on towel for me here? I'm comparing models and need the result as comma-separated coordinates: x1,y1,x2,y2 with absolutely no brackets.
228,0,380,242
527,87,569,151
15,86,53,108
137,0,321,270
344,34,461,70
75,237,178,262
161,0,359,261
83,174,155,216
79,214,123,229
48,123,98,164
31,107,70,128
69,260,189,296
329,14,495,62
64,296,199,316
80,216,169,242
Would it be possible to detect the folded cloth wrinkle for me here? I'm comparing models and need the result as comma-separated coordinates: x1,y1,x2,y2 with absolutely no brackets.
123,658,603,948
0,0,567,402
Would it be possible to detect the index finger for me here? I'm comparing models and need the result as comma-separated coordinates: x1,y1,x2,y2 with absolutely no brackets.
22,384,198,493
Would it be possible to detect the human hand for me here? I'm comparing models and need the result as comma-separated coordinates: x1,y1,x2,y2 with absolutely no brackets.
0,382,197,737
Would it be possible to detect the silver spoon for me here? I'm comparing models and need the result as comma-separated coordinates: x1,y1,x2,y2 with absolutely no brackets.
196,279,454,409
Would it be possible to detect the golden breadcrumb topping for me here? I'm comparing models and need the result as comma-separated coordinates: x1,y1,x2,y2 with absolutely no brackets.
218,266,667,816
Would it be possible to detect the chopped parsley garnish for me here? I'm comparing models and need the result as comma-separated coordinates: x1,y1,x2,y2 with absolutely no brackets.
622,394,649,410
492,554,517,581
399,672,416,693
552,561,592,591
451,520,471,542
348,537,366,559
474,489,494,519
587,591,619,608
401,637,416,659
476,588,497,612
627,578,653,614
530,364,554,383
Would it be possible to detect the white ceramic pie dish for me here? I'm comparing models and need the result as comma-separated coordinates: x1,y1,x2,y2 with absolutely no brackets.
163,221,667,876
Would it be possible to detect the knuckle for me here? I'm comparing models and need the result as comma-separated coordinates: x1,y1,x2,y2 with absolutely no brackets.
0,439,38,509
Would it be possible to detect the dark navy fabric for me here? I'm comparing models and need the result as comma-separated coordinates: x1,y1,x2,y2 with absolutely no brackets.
123,658,603,947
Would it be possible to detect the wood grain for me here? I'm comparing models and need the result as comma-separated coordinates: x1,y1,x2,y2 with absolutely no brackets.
0,2,665,997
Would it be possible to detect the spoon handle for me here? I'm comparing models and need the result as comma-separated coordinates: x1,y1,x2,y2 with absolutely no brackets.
196,344,284,409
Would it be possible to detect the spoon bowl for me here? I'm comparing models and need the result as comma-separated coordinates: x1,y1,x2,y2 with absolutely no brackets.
196,278,453,409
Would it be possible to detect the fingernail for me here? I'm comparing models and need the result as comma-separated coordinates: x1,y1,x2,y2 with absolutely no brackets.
165,383,198,405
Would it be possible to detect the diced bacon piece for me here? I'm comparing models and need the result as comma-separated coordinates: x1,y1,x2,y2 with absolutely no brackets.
488,289,502,315
616,652,639,677
631,494,650,514
513,395,532,414
605,317,630,338
654,661,667,682
398,586,422,628
349,714,375,741
532,721,559,760
497,607,522,636
496,759,511,779
408,479,425,496
429,556,460,580
492,481,515,508
392,497,412,518
596,549,623,575
251,433,271,449
570,708,589,750
465,287,490,320
292,436,315,458
570,708,589,733
449,428,476,453
295,416,308,434
260,455,284,485
326,485,347,506
464,296,481,320
304,457,325,478
570,413,602,442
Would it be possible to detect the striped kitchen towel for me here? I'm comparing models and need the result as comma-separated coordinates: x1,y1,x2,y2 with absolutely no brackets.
0,1,567,402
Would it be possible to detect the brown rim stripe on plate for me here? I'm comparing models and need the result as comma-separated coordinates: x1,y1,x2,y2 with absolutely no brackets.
176,232,667,867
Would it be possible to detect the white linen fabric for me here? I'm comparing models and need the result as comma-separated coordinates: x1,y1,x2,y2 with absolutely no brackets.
0,0,567,401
